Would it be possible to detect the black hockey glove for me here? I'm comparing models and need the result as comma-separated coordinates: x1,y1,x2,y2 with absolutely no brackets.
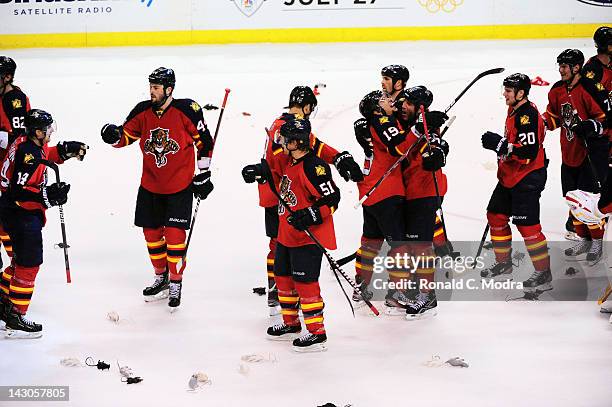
422,145,446,171
287,206,323,231
432,136,449,156
42,182,70,208
242,163,267,184
101,124,122,145
571,119,603,139
481,131,509,155
192,170,214,200
415,111,448,134
354,118,373,157
333,151,364,182
57,141,88,161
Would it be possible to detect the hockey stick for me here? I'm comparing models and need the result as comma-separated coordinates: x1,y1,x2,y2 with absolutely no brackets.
598,283,611,305
180,88,231,273
470,224,490,269
260,148,379,317
443,67,505,113
33,158,71,283
419,105,458,260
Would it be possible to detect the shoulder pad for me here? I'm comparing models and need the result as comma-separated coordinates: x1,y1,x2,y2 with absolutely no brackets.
173,98,203,115
126,100,151,122
551,80,566,90
2,88,28,111
303,153,329,176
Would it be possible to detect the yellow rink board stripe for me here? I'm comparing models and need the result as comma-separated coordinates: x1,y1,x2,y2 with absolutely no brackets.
0,23,604,49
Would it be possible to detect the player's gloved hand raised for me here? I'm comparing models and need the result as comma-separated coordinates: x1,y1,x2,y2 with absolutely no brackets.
422,145,446,171
42,182,70,208
333,151,364,182
571,119,603,139
101,124,122,145
242,163,267,184
57,141,89,161
431,136,449,156
354,118,373,157
287,206,323,231
415,111,448,134
481,131,509,155
192,170,214,200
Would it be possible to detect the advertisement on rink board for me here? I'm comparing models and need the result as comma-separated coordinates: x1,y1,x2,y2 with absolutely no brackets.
0,0,609,39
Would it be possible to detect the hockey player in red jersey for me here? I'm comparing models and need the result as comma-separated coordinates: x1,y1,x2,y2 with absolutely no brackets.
543,50,608,265
0,109,87,338
0,56,31,269
481,74,552,292
391,88,449,319
397,86,453,259
101,67,214,310
257,118,340,352
351,90,408,314
582,26,611,132
242,86,361,316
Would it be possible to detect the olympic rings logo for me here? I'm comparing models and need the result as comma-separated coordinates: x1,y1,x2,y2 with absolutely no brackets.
417,0,464,13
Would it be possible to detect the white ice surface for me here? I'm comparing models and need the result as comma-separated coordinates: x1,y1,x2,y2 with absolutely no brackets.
0,39,611,407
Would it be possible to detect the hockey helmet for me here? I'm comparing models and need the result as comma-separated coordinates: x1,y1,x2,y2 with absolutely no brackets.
288,86,318,110
148,67,176,88
557,49,585,68
400,85,433,109
25,109,56,138
594,26,612,51
359,90,384,119
0,56,16,76
280,118,311,147
381,64,410,87
503,73,531,96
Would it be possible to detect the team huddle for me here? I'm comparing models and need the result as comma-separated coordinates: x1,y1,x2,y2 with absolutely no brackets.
0,26,609,350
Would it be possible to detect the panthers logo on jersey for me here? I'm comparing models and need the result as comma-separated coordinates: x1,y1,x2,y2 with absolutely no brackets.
144,127,180,168
560,102,577,141
277,175,298,215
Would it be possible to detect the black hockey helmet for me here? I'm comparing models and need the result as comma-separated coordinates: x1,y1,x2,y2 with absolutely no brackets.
0,56,16,76
557,49,585,68
400,85,433,109
503,73,531,96
594,26,612,51
25,109,55,137
359,90,383,119
381,64,409,87
148,67,176,88
280,118,311,148
288,86,318,110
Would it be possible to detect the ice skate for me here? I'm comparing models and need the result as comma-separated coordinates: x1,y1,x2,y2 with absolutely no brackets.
564,217,581,241
564,239,591,258
168,281,182,312
600,299,612,313
5,306,42,339
405,291,438,321
0,301,7,331
586,239,603,266
481,258,513,280
351,276,373,310
266,323,302,341
143,271,169,302
384,289,412,316
292,332,327,353
268,286,280,317
522,269,553,293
